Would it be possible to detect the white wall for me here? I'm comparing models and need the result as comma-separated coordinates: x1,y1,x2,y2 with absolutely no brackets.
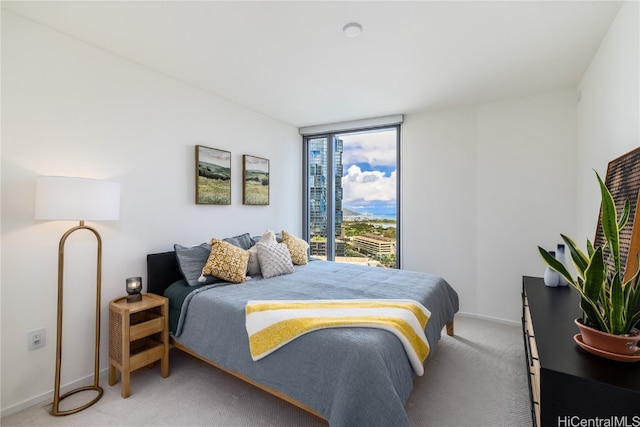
402,108,478,320
475,91,577,321
576,1,640,241
1,11,301,415
402,90,577,322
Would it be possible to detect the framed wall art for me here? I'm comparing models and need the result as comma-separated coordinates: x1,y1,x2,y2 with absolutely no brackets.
195,145,231,205
242,155,269,205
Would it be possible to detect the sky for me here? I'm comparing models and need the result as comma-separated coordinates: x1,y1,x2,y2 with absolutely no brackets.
198,145,230,167
340,129,397,217
244,155,269,172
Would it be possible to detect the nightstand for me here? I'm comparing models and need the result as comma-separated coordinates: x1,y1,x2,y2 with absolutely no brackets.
108,293,169,398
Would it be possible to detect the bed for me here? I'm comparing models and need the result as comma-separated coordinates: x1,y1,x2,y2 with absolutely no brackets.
147,243,459,427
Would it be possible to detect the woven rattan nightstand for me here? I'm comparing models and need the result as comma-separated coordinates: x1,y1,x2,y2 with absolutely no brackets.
108,293,169,398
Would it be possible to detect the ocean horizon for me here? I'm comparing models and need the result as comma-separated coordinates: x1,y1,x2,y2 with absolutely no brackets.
344,212,396,221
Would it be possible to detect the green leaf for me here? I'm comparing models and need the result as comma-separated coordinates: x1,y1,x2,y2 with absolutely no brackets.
580,296,607,331
561,234,588,276
561,269,608,331
583,246,606,304
596,170,621,271
610,272,624,334
586,239,595,258
618,199,630,230
630,312,640,331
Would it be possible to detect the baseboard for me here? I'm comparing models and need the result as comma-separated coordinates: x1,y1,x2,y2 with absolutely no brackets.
0,368,110,419
456,311,521,327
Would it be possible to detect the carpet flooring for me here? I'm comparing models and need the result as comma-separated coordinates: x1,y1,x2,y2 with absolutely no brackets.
2,315,532,427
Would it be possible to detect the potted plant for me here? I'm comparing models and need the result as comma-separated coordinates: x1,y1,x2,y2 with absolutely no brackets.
538,170,640,357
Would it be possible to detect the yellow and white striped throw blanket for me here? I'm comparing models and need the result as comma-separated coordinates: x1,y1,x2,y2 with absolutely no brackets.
245,299,432,375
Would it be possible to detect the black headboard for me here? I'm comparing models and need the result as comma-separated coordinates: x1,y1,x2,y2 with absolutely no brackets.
146,251,183,296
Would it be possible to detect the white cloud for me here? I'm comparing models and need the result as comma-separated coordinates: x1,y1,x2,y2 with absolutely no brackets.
340,130,396,168
342,165,396,203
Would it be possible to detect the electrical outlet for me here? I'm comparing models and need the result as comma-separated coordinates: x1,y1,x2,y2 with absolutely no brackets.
27,328,46,350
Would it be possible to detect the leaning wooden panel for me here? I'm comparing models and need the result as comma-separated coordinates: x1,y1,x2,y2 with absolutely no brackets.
625,192,640,283
594,146,640,282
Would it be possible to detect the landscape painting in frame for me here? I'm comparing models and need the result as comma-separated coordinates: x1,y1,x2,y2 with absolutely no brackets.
243,155,269,205
195,145,231,205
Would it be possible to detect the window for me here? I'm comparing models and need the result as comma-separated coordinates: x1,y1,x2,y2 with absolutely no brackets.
303,124,400,268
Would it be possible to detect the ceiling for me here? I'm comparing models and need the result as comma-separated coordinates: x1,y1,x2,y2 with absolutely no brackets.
2,1,623,128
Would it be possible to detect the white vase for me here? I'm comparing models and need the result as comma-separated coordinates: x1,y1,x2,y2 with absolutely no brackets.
544,250,560,287
556,244,569,286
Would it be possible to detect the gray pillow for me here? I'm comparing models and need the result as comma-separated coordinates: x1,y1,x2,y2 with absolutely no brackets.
223,233,254,250
174,243,220,286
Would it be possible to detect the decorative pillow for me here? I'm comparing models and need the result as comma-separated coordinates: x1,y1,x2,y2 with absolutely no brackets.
247,230,278,276
247,247,259,276
199,238,250,284
252,232,282,245
256,242,294,279
281,230,309,265
223,232,254,250
174,243,220,287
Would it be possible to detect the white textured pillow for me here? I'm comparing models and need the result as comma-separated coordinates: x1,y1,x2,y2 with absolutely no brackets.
247,230,278,276
256,242,294,279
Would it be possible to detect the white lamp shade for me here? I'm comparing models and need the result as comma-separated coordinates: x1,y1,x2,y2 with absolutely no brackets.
35,176,120,221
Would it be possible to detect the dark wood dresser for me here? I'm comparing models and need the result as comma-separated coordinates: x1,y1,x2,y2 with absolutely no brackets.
522,276,640,427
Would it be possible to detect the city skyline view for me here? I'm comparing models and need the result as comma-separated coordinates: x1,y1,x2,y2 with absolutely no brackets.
340,129,397,220
307,127,398,267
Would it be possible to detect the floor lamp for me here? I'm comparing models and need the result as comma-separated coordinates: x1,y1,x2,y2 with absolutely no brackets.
35,176,120,416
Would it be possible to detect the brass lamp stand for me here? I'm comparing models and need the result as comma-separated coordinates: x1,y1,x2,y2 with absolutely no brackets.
51,221,104,416
34,175,120,417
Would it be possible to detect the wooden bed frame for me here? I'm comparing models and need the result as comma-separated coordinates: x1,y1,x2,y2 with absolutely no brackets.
146,251,454,420
146,251,326,418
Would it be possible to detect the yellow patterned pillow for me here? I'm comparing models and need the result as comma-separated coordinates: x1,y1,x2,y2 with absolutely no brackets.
281,230,309,265
199,238,249,284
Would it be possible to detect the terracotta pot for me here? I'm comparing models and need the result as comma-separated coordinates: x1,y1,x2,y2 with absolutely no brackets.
575,318,640,355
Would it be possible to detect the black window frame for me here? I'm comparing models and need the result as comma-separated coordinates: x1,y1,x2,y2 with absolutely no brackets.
302,124,401,268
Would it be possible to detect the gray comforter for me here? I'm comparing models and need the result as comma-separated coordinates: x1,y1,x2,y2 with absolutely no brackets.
172,260,459,427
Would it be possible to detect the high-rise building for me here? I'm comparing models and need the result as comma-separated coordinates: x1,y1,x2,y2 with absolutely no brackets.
309,137,344,242
309,238,346,257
